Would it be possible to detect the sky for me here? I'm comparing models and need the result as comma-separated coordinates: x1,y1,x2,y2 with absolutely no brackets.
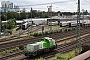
0,0,90,12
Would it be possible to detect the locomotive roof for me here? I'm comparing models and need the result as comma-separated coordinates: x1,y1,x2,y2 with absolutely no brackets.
44,37,52,40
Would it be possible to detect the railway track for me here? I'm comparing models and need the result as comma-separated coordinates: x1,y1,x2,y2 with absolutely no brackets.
0,28,90,52
7,34,90,60
0,25,60,42
0,30,90,60
0,27,87,42
0,28,89,52
0,26,41,42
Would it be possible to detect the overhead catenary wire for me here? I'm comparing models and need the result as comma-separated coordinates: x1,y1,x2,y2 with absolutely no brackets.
57,3,77,12
20,0,77,11
84,0,90,3
19,0,77,7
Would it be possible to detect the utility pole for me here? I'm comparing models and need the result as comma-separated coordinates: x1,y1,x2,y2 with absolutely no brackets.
0,8,1,37
5,8,7,37
27,11,30,36
48,4,52,32
50,4,52,31
75,0,81,56
82,9,84,27
29,7,32,35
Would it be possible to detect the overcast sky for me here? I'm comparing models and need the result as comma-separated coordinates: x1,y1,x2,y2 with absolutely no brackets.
0,0,90,12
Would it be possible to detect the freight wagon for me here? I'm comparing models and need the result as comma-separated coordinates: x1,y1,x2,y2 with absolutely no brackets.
24,37,57,57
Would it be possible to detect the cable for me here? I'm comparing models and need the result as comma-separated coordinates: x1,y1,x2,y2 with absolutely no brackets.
53,3,77,12
19,0,77,7
84,0,90,3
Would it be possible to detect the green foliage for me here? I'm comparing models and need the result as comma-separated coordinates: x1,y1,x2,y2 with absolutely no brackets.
1,11,49,21
25,35,34,39
6,12,21,20
32,27,76,37
20,12,26,19
36,57,45,60
41,13,49,18
36,52,75,60
1,19,16,32
19,45,24,50
44,31,49,35
33,33,39,36
56,53,63,59
0,47,19,56
1,14,6,21
7,19,16,29
1,22,6,31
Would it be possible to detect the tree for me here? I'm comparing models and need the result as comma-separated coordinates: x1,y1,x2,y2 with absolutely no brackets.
1,22,7,31
41,13,49,18
20,12,26,19
1,12,6,21
7,12,14,20
7,19,16,29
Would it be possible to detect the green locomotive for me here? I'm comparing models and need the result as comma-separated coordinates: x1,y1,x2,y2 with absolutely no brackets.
24,37,57,57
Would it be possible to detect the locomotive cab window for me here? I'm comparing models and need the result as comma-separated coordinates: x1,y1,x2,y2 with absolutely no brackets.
48,39,52,42
46,39,49,43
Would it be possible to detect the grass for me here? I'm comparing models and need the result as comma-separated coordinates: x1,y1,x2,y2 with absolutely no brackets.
36,50,76,60
50,49,82,60
50,50,76,60
0,47,19,56
36,50,75,60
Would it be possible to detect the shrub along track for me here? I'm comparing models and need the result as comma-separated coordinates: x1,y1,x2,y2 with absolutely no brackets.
0,28,90,52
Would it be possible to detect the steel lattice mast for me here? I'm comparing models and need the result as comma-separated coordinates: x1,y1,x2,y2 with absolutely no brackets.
75,0,81,56
0,8,1,37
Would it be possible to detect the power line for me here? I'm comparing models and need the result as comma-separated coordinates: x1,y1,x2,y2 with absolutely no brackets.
19,0,77,7
84,0,90,3
60,3,77,12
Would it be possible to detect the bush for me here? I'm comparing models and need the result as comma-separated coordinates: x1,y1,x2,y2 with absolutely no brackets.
19,46,24,50
55,53,68,60
38,32,42,36
36,57,45,60
64,29,68,32
44,31,49,35
49,31,54,34
33,33,38,36
7,30,12,35
1,51,7,55
0,47,20,56
59,29,62,33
